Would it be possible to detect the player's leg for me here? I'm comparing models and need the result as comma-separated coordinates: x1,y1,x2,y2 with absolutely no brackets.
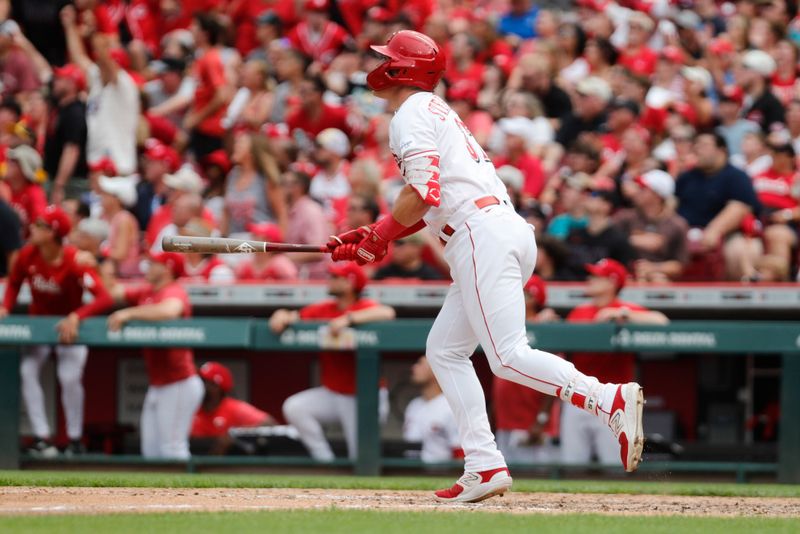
139,386,160,458
54,345,88,442
155,375,204,459
333,392,357,459
559,404,594,465
426,284,512,502
20,345,54,448
453,211,643,471
282,387,340,461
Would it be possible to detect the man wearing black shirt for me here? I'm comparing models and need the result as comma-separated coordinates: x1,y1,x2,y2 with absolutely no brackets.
564,187,635,280
737,50,785,133
9,0,69,66
0,198,22,277
676,132,761,280
556,77,611,148
44,63,87,204
374,233,443,281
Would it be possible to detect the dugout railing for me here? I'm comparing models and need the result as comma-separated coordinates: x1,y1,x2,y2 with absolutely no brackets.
0,318,798,483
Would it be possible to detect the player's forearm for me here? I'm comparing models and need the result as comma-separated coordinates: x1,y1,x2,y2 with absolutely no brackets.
122,301,184,322
628,310,669,325
149,94,192,117
74,291,114,319
706,201,751,239
349,305,396,325
392,185,431,226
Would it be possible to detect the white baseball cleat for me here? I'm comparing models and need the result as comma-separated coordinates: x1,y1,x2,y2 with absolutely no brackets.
607,382,645,472
434,467,513,503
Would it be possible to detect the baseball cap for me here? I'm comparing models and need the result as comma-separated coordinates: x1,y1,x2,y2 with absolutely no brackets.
256,10,282,26
199,361,233,393
305,0,329,12
38,205,72,238
248,222,283,243
635,170,675,199
88,157,118,176
708,37,734,56
99,175,138,207
681,66,712,88
316,128,350,157
328,262,367,293
742,50,777,77
144,139,181,172
585,258,628,289
498,116,538,141
673,10,701,30
576,76,612,103
149,251,185,278
719,85,745,106
524,275,547,308
164,166,204,194
202,149,232,174
53,63,87,92
659,45,685,65
151,56,186,74
447,80,479,107
7,145,43,182
496,165,524,193
366,6,394,23
609,98,640,116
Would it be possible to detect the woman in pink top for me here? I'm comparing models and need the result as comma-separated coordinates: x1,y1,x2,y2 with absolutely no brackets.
99,176,141,278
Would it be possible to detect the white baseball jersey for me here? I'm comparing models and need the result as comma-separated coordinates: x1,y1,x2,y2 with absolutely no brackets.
403,393,460,463
389,91,509,232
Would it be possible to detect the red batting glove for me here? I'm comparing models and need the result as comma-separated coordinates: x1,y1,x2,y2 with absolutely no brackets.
354,227,391,265
331,243,359,262
326,225,372,250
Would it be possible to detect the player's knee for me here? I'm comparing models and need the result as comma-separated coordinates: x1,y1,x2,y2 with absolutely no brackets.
56,364,83,387
20,359,41,383
282,394,305,423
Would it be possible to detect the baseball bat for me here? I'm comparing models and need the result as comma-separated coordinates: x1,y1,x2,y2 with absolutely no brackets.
162,235,330,254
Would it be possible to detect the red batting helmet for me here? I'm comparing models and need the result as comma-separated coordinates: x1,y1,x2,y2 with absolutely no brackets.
367,30,445,92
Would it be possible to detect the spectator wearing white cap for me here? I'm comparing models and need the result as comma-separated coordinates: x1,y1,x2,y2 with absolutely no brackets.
613,170,689,282
310,128,351,209
680,66,714,127
146,166,216,249
98,175,141,278
4,145,47,233
496,165,525,208
556,76,612,147
737,49,785,132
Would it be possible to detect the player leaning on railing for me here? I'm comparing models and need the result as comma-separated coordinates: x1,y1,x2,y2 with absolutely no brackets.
326,30,646,503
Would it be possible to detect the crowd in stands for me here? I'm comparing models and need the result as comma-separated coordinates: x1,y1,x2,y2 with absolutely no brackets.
2,0,800,286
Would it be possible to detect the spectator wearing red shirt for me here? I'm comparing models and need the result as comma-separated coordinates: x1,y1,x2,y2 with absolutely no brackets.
103,0,159,54
287,0,353,68
492,117,547,201
270,262,395,461
107,252,204,460
617,12,657,78
4,145,47,234
286,75,352,139
562,259,667,466
493,275,561,464
1,206,112,457
754,136,800,276
444,32,484,94
191,361,275,455
236,222,298,281
185,13,230,159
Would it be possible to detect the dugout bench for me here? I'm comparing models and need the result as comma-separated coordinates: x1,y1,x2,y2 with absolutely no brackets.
0,318,799,483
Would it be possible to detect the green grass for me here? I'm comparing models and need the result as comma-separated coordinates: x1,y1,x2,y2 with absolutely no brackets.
0,510,798,534
1,470,799,498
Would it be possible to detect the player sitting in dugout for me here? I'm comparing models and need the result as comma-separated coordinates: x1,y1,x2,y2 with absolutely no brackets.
191,361,275,455
269,262,394,461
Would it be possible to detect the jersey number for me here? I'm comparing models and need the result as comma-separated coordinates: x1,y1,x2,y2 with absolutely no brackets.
454,117,491,164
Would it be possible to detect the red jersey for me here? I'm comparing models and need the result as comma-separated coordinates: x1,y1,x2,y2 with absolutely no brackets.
192,48,228,137
191,397,269,438
492,376,560,436
299,298,381,395
286,103,352,138
444,62,485,92
771,72,798,107
618,47,658,77
287,21,352,66
3,244,111,318
145,205,217,248
10,183,47,233
105,0,159,54
752,168,800,211
493,154,546,199
124,282,196,386
183,256,232,281
566,299,647,384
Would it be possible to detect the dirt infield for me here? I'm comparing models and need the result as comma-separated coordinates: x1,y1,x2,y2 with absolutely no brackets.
1,487,798,517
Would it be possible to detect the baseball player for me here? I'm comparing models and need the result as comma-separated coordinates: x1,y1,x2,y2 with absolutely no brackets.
403,355,461,464
107,252,204,459
1,205,112,457
562,259,668,465
327,30,646,503
269,262,394,461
